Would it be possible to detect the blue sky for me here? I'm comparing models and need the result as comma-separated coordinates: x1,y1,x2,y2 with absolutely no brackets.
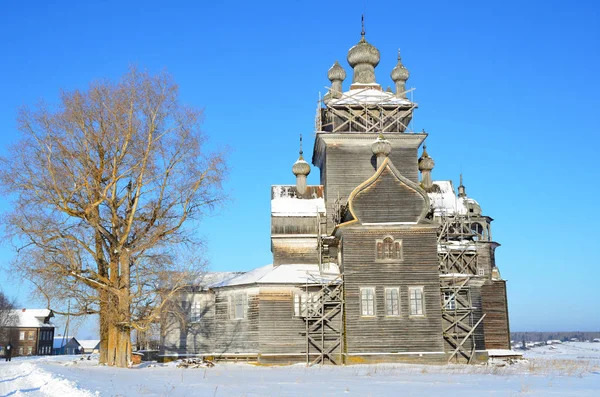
0,0,598,337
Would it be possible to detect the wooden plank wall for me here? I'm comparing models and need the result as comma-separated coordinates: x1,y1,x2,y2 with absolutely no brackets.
322,144,418,229
257,286,319,357
212,288,260,355
352,167,425,223
341,229,445,355
481,280,511,349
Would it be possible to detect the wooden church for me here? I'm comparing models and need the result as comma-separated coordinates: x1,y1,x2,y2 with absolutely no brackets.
161,29,511,365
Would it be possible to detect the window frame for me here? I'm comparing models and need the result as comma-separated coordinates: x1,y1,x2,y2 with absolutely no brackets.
28,331,34,340
19,331,25,340
360,287,376,317
443,291,456,310
408,286,425,317
190,301,203,323
293,292,318,317
229,293,247,320
376,236,403,262
384,287,401,317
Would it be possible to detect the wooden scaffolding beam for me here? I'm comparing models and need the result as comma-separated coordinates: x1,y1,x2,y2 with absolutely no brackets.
302,212,344,366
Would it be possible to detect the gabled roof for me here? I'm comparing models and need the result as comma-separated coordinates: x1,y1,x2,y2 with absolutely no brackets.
340,157,429,227
53,336,80,349
13,309,55,328
78,339,100,349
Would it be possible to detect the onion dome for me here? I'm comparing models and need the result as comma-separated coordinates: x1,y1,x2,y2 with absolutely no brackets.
391,49,410,83
371,133,392,157
325,61,346,105
328,61,346,82
292,136,311,177
491,266,501,281
292,155,311,176
418,145,435,172
347,36,381,70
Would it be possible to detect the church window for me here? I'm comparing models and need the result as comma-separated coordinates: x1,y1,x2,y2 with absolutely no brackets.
409,286,425,316
443,292,456,310
385,288,400,316
191,301,203,322
229,293,247,320
376,237,402,261
360,287,376,316
294,292,317,317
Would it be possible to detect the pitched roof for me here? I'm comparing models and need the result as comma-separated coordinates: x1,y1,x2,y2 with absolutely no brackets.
13,309,55,328
53,336,80,349
78,339,100,349
210,263,340,288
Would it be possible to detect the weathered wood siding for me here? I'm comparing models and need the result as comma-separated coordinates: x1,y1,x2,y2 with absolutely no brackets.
319,142,419,229
341,228,445,355
481,280,511,349
212,288,260,355
352,167,425,223
271,216,318,235
271,237,319,265
470,286,486,350
257,286,319,359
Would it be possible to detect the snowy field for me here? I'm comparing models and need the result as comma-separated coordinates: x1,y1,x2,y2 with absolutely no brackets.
1,343,599,396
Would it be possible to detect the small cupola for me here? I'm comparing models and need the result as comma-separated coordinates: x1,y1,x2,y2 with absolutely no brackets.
458,174,467,198
324,61,346,105
371,133,392,168
292,135,311,195
391,49,410,98
418,144,435,190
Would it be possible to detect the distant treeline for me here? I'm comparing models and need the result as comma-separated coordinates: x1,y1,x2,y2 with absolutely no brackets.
511,332,600,342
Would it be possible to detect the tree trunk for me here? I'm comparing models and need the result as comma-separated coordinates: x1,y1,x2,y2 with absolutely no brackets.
99,294,108,364
106,294,118,366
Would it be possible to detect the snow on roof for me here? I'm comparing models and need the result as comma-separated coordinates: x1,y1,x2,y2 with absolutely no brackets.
210,263,341,288
271,185,325,216
439,273,474,279
13,309,54,328
194,272,243,289
428,181,467,216
487,349,523,357
438,241,478,251
329,88,413,106
78,340,100,349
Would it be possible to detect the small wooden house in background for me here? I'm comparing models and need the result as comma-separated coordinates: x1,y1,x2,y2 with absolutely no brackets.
161,30,511,365
78,339,100,354
53,335,82,355
0,308,55,357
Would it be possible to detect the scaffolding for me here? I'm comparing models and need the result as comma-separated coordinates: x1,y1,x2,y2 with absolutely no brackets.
437,214,486,363
315,86,417,134
301,211,344,366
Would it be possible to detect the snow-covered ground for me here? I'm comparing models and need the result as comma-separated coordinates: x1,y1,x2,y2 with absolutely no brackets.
1,342,599,396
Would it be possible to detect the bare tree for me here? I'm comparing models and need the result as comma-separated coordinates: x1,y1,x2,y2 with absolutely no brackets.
0,290,18,343
0,68,227,367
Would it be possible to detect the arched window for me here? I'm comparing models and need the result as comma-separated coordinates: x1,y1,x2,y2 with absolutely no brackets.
376,236,402,261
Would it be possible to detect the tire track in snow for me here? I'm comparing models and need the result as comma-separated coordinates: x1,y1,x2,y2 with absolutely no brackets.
0,361,95,397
